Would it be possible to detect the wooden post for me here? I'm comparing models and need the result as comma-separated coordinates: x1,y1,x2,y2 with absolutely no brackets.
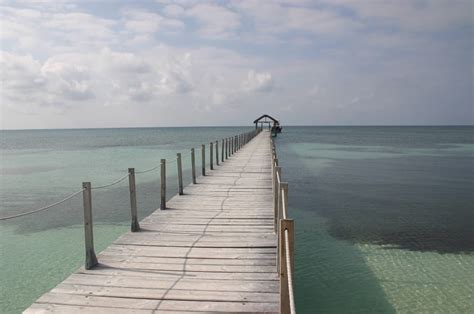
210,142,213,170
275,166,282,273
221,139,224,162
216,140,219,166
191,148,196,184
160,159,166,209
281,182,288,219
225,138,228,159
201,144,206,176
274,165,281,232
279,219,295,314
231,137,234,155
177,153,183,195
128,168,140,232
82,182,98,269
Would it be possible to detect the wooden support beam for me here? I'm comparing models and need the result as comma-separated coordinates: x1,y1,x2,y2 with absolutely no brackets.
128,168,140,232
160,159,166,209
82,182,98,269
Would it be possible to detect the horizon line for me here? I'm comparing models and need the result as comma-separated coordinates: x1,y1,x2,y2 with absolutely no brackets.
1,124,473,131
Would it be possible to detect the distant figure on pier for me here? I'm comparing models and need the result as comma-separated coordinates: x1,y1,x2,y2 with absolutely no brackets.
253,114,282,137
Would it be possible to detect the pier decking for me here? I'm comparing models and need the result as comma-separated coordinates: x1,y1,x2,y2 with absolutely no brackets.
25,130,289,313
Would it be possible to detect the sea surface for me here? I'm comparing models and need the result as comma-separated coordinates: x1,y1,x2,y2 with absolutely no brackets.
1,126,473,313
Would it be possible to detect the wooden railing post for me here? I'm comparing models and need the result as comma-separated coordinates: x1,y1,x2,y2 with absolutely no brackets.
160,159,166,209
221,139,224,162
216,140,219,166
191,148,196,184
274,165,281,233
82,182,98,269
210,142,213,170
279,219,294,314
177,153,183,195
225,138,228,159
201,144,206,176
275,166,282,273
281,182,288,219
128,168,140,232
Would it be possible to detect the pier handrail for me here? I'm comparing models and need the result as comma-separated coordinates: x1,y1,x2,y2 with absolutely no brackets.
272,136,296,314
0,188,85,221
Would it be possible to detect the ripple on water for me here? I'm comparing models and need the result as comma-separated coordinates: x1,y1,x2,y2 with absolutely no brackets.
357,243,474,312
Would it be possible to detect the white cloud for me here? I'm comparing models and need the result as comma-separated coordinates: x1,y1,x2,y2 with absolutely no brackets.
162,4,185,17
231,1,358,40
241,70,273,93
329,0,472,32
41,60,94,101
185,4,241,39
123,10,185,34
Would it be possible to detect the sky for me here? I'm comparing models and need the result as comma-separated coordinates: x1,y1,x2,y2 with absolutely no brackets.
0,0,472,129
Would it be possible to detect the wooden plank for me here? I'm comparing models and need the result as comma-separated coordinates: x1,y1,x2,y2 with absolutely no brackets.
53,283,279,303
63,274,279,292
34,293,279,312
96,255,276,266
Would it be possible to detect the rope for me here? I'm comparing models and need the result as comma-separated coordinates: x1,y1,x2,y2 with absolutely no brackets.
133,151,192,175
0,188,85,221
135,164,160,174
91,173,130,190
285,229,296,314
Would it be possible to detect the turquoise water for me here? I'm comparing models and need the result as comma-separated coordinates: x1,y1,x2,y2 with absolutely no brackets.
1,126,473,313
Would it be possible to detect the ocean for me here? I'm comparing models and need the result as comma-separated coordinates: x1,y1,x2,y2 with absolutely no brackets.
1,126,473,313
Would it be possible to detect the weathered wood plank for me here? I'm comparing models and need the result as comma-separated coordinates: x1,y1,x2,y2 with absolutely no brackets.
53,283,279,303
34,293,279,312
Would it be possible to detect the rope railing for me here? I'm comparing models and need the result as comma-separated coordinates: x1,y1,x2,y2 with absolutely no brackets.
1,129,261,274
135,164,160,174
0,188,85,221
91,173,130,190
272,135,296,314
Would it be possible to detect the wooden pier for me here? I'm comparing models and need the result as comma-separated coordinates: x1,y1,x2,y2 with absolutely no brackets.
24,129,295,313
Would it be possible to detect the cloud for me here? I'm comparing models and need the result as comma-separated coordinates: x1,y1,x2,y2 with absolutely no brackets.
184,4,241,39
231,1,358,42
241,70,273,93
329,0,472,32
41,59,94,101
1,1,472,128
0,5,117,53
123,10,185,34
162,4,185,17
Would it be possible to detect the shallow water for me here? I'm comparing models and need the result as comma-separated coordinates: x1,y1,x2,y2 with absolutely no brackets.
1,126,473,313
